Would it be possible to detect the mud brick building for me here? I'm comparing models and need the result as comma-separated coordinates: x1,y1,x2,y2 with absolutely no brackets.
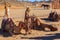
52,0,60,9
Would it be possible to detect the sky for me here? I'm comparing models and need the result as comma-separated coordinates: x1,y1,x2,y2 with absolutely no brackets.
17,0,49,2
28,0,49,2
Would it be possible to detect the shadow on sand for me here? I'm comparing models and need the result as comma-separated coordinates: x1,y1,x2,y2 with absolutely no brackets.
21,33,60,40
41,18,59,22
29,33,60,40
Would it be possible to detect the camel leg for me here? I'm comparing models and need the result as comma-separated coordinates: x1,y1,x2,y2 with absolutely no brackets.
25,22,31,34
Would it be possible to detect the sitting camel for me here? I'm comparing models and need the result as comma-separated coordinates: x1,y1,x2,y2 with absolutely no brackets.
1,18,23,34
1,18,16,34
48,11,59,21
31,16,58,31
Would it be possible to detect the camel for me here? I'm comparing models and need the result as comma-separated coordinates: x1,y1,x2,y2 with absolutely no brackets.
1,18,25,34
1,18,16,35
1,2,16,34
24,6,58,32
31,16,58,31
48,11,59,21
41,4,50,9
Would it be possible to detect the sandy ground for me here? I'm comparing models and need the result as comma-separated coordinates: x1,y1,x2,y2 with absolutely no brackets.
0,8,60,40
